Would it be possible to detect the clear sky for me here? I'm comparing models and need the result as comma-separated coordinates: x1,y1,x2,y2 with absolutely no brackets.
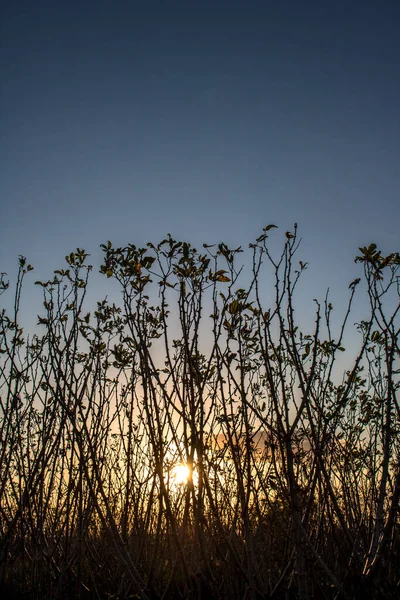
1,0,399,313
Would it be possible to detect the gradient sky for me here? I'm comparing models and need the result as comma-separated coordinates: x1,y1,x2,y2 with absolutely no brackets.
1,0,399,321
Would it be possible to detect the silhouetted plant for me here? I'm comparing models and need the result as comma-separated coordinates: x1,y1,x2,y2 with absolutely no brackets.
0,230,399,599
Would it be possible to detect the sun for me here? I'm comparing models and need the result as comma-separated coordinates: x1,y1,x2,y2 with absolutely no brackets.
171,463,191,485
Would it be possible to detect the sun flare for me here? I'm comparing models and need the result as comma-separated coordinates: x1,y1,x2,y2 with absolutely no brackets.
171,463,191,485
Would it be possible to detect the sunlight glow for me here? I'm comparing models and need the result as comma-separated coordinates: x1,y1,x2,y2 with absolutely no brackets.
171,463,191,485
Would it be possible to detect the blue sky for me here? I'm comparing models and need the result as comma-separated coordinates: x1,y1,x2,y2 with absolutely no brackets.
1,0,399,321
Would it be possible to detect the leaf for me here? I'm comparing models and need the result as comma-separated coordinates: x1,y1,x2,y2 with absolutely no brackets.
213,270,231,283
66,252,75,265
380,254,394,268
228,300,239,314
268,477,278,490
349,278,361,289
302,343,311,360
263,224,277,231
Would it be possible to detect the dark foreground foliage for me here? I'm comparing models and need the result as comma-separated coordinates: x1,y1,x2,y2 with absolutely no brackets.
1,227,399,599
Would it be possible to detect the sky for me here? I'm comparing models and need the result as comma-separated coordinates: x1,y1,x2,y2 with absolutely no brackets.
1,0,399,325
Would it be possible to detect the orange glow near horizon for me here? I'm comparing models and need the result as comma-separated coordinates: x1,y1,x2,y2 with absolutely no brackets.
171,463,191,485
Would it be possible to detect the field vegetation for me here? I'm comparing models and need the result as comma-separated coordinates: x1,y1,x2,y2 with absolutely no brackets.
1,226,399,599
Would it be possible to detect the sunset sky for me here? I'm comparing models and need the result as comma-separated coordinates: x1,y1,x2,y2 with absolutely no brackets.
1,0,399,321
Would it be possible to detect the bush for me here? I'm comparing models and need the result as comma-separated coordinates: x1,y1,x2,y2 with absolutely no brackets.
1,228,399,599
